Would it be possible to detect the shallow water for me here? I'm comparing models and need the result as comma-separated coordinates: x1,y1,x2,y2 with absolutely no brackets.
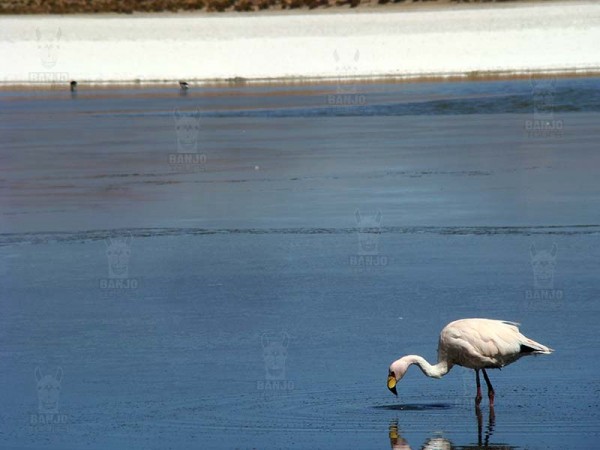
1,78,599,449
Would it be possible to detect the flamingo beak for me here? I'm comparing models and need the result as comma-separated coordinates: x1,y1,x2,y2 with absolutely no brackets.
387,371,397,396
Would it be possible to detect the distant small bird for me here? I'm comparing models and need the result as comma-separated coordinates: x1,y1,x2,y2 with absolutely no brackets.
387,318,553,406
179,81,189,91
70,80,77,92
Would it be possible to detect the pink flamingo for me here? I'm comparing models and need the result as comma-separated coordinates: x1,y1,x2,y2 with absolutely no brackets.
387,318,553,406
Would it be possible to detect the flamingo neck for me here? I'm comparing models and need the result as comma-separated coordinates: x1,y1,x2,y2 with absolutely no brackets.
398,355,451,379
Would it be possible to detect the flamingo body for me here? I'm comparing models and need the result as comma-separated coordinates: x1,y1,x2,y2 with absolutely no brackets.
438,318,553,370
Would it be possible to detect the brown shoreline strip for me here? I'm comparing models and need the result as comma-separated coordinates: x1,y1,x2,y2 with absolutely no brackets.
1,69,599,91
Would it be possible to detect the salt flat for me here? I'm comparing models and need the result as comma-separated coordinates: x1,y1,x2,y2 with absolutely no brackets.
1,1,599,84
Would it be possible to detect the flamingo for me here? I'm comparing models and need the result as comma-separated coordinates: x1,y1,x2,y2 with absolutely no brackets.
387,318,553,406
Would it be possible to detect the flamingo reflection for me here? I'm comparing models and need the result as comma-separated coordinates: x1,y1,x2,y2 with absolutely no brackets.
389,406,514,449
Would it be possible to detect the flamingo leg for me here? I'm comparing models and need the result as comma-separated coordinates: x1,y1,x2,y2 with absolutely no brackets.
475,402,483,446
482,369,495,406
475,369,482,405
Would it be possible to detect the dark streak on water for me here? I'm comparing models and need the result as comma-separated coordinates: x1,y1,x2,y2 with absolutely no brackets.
373,403,452,411
1,225,600,247
192,87,600,118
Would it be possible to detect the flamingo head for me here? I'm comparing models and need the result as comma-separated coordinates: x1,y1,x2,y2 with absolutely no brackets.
387,370,398,396
388,359,408,396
